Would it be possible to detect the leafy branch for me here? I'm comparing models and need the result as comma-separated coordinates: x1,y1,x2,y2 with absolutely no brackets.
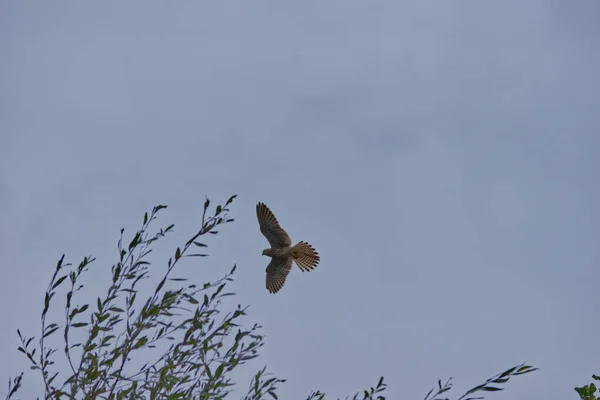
575,374,600,400
306,376,387,400
423,364,538,400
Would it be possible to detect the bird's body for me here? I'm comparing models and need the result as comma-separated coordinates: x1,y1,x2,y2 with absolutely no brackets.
262,248,292,258
256,202,320,294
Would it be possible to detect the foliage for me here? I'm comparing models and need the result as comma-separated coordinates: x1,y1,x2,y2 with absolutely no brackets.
423,364,537,400
575,375,600,400
306,377,386,400
5,193,538,399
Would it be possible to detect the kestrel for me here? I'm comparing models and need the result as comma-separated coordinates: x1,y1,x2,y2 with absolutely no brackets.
256,202,320,294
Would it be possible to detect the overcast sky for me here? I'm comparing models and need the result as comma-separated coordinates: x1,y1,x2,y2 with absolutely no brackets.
1,1,599,399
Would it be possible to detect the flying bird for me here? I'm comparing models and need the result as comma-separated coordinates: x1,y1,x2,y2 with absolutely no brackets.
256,202,320,294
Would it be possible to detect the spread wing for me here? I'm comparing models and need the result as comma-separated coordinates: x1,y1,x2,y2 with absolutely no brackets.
266,256,293,294
256,202,291,248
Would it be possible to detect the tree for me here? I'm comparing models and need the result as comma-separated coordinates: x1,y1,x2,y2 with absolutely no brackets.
5,195,536,399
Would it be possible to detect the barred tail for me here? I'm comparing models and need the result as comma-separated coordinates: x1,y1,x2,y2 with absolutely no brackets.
291,241,320,272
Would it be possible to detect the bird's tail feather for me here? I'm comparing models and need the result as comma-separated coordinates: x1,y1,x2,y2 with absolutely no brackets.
291,241,320,272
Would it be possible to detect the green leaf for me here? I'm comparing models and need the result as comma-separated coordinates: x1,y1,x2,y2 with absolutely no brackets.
156,278,166,293
56,254,66,269
225,194,237,206
112,264,122,282
516,365,536,374
52,275,68,290
43,326,59,338
134,337,148,349
499,366,516,377
43,292,54,315
69,304,89,320
129,232,141,250
215,364,224,379
153,205,167,212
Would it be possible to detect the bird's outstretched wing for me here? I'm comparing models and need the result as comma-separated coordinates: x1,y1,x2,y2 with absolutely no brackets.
256,202,292,248
265,256,293,294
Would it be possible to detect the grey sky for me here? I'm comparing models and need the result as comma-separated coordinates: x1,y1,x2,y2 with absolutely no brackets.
1,1,599,399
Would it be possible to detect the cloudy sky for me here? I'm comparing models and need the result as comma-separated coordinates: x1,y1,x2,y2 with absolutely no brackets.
1,1,599,399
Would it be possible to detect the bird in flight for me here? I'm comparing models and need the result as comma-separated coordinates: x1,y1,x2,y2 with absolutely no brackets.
256,202,320,294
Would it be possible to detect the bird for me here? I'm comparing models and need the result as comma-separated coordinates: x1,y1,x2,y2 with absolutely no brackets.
256,202,320,294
